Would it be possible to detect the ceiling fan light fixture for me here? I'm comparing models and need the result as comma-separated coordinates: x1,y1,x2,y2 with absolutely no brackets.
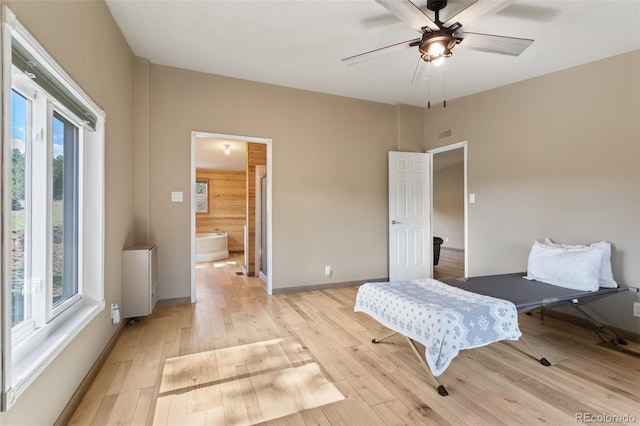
427,41,445,56
419,31,456,62
431,56,445,66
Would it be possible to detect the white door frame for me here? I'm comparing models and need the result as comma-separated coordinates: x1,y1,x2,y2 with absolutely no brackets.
190,131,273,298
428,141,469,278
255,165,266,279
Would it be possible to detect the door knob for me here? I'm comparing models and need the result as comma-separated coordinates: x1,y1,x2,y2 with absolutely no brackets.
392,220,401,225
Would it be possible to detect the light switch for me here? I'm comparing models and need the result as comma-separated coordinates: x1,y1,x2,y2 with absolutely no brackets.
469,193,476,204
171,191,183,202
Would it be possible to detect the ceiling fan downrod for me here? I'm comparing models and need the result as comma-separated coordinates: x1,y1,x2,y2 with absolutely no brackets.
426,0,447,25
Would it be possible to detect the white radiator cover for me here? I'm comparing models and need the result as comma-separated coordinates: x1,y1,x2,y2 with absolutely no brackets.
122,244,158,318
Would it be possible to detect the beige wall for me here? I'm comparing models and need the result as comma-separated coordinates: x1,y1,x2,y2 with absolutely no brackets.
396,104,425,152
146,65,418,296
1,1,135,425
134,57,151,244
425,50,640,332
433,162,465,250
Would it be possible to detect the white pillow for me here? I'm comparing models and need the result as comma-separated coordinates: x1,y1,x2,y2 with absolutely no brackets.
545,238,617,288
525,241,603,291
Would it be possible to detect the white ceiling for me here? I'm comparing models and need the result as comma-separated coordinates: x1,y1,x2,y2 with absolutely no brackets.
195,138,247,171
106,0,640,108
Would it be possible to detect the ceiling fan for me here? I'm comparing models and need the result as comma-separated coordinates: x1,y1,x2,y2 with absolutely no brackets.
343,0,534,82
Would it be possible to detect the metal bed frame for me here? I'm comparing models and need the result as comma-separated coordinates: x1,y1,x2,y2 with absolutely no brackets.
369,273,637,396
445,273,636,346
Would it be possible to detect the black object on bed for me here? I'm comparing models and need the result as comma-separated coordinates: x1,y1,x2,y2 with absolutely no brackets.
443,273,631,345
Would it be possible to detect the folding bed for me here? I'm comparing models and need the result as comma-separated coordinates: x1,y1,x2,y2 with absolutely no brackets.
354,239,637,396
445,273,632,345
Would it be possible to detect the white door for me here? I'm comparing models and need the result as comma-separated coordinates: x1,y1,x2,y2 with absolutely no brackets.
389,151,432,281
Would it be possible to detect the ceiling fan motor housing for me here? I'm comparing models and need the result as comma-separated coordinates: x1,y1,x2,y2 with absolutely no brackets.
427,0,447,12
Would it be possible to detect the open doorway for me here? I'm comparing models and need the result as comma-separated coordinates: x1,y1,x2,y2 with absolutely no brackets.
429,142,468,280
190,131,273,299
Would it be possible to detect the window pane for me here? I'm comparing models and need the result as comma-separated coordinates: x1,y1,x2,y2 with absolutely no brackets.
11,90,28,327
52,113,78,308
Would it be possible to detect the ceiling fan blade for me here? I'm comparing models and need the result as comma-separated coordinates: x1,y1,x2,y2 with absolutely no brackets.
342,38,421,65
444,0,514,29
456,31,534,56
412,58,429,84
374,0,439,32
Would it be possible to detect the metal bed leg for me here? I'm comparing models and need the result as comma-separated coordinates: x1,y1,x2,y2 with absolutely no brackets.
571,305,628,345
371,331,398,344
370,332,448,395
526,307,544,319
520,336,551,366
405,337,449,396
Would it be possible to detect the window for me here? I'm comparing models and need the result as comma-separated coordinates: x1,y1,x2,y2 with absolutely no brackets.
9,89,83,337
10,90,29,329
51,112,80,311
2,7,105,410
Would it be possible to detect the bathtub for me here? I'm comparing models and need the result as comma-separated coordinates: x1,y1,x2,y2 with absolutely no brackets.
195,232,229,262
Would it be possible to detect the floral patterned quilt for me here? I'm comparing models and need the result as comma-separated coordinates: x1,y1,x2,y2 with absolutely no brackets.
354,278,522,376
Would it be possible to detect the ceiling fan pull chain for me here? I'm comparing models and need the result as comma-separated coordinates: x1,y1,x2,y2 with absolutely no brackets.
443,59,447,108
427,61,432,109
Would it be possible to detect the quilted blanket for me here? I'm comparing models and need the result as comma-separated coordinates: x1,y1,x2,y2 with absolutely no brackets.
354,279,522,376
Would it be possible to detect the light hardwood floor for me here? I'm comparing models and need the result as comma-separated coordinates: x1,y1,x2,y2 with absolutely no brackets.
69,254,640,425
433,248,464,281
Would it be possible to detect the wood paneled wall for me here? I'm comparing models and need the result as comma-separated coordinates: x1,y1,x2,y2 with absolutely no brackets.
195,169,246,252
245,143,267,275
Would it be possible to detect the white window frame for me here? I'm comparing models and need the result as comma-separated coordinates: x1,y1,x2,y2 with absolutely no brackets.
1,6,105,411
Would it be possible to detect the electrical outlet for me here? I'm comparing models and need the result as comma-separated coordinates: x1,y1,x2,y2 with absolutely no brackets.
111,303,121,324
325,266,331,276
633,302,640,318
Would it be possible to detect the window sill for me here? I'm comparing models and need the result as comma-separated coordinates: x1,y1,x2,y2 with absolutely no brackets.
6,299,104,409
